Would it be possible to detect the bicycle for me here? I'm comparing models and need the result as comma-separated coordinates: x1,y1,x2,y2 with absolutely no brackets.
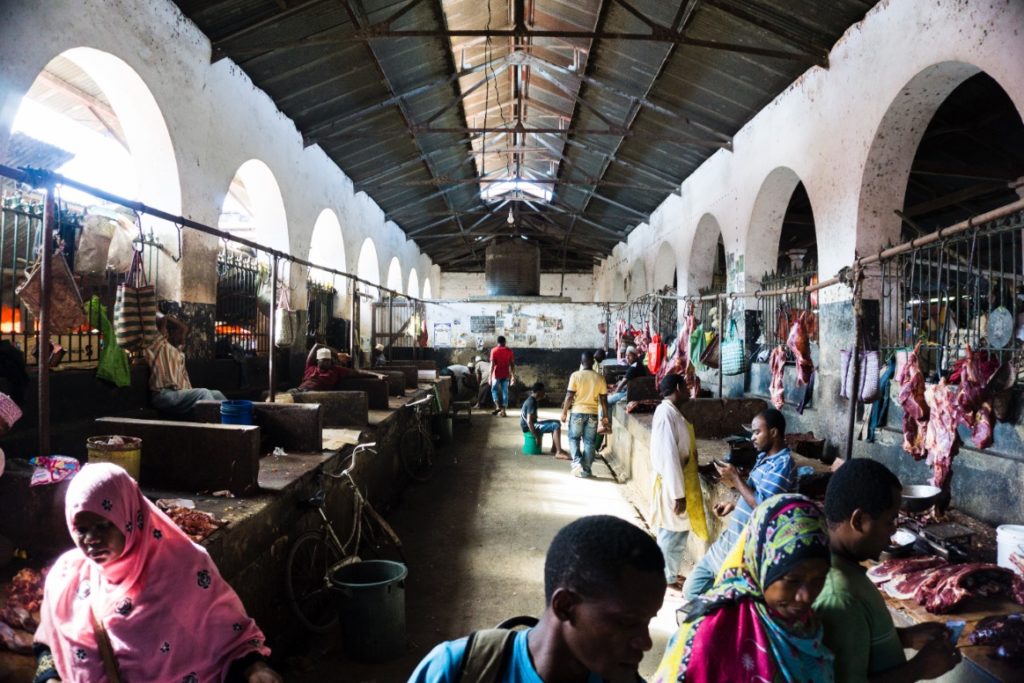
399,394,438,482
284,442,406,633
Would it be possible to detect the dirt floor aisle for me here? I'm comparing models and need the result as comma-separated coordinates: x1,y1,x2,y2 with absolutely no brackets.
282,406,684,682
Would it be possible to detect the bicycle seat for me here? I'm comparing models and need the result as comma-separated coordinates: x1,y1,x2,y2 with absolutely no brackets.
303,490,326,509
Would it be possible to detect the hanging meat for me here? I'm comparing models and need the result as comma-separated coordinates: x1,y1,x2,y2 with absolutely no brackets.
769,344,787,410
951,345,997,449
657,312,696,385
896,342,929,459
924,378,960,491
786,312,814,386
614,318,628,361
684,361,702,399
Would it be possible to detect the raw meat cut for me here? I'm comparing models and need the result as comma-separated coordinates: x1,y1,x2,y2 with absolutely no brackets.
867,556,948,584
924,379,960,491
786,312,814,386
969,613,1024,645
884,562,955,600
878,559,1024,613
0,620,33,653
896,342,929,459
952,345,996,449
769,345,787,409
656,314,695,386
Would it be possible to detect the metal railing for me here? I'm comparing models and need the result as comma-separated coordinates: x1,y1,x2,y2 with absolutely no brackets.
879,208,1023,384
215,251,269,356
756,265,820,358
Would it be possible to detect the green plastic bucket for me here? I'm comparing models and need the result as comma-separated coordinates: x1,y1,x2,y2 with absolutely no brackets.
330,560,408,662
522,432,543,455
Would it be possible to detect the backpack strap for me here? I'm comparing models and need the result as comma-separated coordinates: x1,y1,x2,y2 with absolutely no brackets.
454,629,518,683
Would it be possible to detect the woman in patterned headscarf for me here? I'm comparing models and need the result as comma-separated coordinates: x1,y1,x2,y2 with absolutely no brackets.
653,493,834,683
33,463,281,683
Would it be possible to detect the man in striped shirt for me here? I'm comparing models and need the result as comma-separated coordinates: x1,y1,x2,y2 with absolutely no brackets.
680,408,797,602
145,314,226,415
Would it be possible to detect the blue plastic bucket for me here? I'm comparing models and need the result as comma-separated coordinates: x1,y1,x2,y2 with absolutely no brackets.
220,400,254,425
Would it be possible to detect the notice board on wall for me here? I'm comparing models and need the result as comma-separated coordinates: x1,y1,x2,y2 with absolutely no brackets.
470,316,496,334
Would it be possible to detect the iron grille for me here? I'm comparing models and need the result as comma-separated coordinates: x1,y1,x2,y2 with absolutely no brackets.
756,265,820,361
879,209,1024,385
215,251,269,356
306,279,335,348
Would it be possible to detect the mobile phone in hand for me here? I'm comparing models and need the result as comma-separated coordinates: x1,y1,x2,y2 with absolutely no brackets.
946,620,965,645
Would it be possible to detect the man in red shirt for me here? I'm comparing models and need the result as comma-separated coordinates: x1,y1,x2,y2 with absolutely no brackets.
295,344,383,391
488,336,516,417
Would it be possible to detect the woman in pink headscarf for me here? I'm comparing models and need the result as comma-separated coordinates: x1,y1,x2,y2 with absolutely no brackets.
33,463,281,682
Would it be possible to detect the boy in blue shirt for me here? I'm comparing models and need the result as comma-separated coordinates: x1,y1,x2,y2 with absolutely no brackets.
408,515,665,682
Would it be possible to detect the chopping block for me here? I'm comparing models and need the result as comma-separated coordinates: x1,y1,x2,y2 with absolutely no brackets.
382,365,419,388
289,391,369,427
334,377,389,409
94,417,260,496
191,401,323,452
378,370,407,396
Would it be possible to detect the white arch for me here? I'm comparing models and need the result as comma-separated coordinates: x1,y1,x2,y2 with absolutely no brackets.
423,278,433,300
407,267,420,298
12,47,183,295
687,214,723,294
627,260,647,300
220,159,289,254
744,168,815,286
386,256,403,293
356,238,380,290
856,61,1023,256
652,242,678,290
308,209,346,286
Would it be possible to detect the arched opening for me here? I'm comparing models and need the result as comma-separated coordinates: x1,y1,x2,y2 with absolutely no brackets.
408,268,420,298
687,214,725,295
356,238,381,351
652,244,678,291
864,69,1024,374
214,159,289,356
307,209,345,347
627,260,647,300
422,278,433,300
3,47,181,364
386,257,403,293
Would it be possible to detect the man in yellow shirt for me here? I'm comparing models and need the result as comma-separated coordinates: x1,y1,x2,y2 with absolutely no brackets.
560,351,608,478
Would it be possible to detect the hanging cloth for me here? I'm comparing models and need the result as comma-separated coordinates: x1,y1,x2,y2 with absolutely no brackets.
87,295,131,388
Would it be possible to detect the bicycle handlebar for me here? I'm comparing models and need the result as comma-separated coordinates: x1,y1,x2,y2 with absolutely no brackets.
324,441,377,480
406,396,434,408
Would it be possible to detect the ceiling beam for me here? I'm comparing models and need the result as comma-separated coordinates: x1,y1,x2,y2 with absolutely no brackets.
361,176,673,191
210,0,333,56
703,0,830,67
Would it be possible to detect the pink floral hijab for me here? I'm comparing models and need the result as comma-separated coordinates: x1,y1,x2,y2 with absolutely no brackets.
35,463,269,682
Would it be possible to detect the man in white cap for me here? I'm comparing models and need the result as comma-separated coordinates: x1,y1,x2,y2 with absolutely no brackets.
294,343,383,391
372,343,387,368
606,345,648,405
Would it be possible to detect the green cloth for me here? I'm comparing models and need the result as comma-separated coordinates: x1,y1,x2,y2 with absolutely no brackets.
813,553,906,683
87,295,132,388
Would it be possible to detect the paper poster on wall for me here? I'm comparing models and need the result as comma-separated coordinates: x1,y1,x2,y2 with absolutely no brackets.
434,323,452,347
470,316,496,333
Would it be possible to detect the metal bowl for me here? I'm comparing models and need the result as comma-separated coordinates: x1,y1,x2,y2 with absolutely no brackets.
901,484,942,512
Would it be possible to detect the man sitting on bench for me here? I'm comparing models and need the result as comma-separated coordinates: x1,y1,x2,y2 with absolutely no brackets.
293,344,384,392
521,382,567,459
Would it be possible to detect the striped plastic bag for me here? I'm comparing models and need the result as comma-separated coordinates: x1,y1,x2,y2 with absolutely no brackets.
114,250,157,349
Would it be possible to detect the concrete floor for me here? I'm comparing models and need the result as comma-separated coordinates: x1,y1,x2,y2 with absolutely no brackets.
280,407,687,682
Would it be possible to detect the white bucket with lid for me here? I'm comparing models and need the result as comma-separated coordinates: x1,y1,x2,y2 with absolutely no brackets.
996,524,1024,576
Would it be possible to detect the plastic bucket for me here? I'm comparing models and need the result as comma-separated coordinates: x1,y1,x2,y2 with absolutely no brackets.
522,432,542,455
996,524,1024,576
86,436,142,480
330,560,408,662
220,400,254,425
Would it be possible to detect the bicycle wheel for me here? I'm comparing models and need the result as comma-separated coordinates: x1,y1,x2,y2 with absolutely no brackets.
399,425,434,482
285,530,350,633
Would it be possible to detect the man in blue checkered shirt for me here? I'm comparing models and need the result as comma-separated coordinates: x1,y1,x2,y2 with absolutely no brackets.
681,408,797,602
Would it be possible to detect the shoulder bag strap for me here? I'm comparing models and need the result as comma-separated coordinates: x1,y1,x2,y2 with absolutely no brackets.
455,629,518,683
89,600,123,683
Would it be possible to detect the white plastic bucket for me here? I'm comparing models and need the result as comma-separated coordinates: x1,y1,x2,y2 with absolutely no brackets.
996,525,1024,576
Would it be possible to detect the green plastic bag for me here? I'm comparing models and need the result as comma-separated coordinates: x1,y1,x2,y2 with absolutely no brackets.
688,323,708,371
87,295,131,388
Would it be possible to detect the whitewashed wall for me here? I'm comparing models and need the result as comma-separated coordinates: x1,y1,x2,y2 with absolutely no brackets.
437,272,598,302
424,301,608,350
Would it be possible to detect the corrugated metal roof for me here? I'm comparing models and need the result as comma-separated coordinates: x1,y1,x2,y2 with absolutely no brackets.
172,0,877,271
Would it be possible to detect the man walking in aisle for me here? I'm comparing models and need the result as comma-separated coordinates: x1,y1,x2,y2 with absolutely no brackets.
489,336,516,416
650,374,707,591
561,351,608,479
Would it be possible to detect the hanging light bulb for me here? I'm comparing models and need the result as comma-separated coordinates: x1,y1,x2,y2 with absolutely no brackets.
506,207,514,225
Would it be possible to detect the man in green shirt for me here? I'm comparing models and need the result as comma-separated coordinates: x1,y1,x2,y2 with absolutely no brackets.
814,458,961,682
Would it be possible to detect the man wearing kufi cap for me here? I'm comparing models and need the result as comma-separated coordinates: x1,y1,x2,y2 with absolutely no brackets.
295,343,382,391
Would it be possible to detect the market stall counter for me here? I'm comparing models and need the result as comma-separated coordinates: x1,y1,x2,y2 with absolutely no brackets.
869,511,1024,682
